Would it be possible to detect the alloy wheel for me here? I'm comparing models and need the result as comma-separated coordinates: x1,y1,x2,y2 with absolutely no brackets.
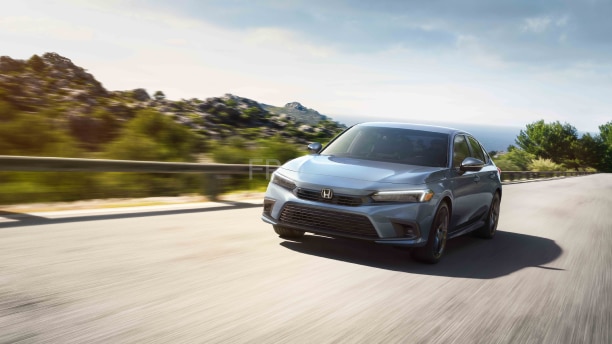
433,208,449,258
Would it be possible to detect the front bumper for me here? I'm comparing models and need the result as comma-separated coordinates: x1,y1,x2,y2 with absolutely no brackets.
262,183,437,247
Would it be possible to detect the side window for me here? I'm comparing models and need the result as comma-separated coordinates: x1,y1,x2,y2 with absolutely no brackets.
467,136,487,162
453,135,470,168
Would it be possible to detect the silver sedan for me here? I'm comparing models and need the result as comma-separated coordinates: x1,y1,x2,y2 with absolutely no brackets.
262,122,502,263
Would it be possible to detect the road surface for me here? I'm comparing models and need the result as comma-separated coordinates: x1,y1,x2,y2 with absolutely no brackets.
1,174,611,343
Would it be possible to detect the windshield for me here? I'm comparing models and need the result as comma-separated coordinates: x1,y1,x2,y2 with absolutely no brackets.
321,126,449,167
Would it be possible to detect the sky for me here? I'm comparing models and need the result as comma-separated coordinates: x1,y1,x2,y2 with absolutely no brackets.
2,0,611,132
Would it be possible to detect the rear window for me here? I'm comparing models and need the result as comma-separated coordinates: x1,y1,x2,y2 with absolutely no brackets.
321,126,449,167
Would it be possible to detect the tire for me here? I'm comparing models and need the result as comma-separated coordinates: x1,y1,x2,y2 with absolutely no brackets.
476,192,500,239
273,225,305,239
411,202,450,264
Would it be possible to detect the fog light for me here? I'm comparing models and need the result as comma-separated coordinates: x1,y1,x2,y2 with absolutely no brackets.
263,198,276,216
403,227,417,238
392,222,420,239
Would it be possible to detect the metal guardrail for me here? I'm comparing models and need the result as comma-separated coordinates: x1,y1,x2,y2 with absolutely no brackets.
0,155,278,200
0,155,277,174
500,170,595,182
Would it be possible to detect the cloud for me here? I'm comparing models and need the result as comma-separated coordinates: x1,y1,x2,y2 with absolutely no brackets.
521,14,570,34
521,16,553,33
244,27,336,58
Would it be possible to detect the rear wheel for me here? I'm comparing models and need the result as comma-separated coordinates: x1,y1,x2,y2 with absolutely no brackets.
411,203,449,264
476,193,500,239
273,225,305,239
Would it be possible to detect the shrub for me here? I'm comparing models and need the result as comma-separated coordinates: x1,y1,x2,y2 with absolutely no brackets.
501,148,535,170
528,158,565,172
493,158,520,171
104,109,197,162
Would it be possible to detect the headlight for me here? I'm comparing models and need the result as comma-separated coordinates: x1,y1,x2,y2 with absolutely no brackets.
371,189,434,203
271,173,296,190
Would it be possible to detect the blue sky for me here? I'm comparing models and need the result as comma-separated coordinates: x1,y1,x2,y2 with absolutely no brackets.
2,0,611,132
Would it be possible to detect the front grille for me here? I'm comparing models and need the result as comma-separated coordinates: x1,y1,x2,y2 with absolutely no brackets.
296,188,364,206
279,203,378,238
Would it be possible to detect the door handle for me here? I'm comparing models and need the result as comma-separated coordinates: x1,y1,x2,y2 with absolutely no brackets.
473,175,480,183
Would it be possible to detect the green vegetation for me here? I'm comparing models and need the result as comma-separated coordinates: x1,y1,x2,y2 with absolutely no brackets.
493,120,612,172
209,135,304,191
493,147,535,171
0,100,313,203
0,103,82,157
104,109,198,162
0,53,346,204
527,158,565,172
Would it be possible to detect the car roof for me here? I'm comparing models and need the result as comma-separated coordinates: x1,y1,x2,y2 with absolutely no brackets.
354,122,468,136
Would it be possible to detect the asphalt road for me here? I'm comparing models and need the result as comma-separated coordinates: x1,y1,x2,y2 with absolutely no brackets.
1,174,611,343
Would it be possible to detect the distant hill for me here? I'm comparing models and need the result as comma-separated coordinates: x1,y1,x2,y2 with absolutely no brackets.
262,102,329,126
0,53,346,147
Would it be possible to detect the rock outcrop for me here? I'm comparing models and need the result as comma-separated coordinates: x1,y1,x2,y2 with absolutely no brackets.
0,52,345,144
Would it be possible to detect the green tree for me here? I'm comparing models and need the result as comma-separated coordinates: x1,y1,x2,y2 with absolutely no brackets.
515,120,578,165
600,121,612,146
598,121,612,172
153,90,166,101
571,133,606,170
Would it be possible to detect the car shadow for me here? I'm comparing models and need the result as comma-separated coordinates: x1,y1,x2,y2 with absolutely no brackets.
0,201,262,229
279,230,563,279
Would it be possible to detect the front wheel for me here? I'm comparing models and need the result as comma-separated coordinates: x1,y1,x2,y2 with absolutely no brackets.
476,193,500,239
273,225,305,239
411,203,449,264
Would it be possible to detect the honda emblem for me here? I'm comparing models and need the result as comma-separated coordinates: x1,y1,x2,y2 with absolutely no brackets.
321,188,333,199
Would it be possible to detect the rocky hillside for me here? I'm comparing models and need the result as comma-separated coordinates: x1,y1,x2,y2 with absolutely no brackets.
0,53,345,146
0,53,107,111
262,101,329,126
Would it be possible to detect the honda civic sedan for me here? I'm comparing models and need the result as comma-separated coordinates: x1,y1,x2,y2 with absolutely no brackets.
261,122,502,263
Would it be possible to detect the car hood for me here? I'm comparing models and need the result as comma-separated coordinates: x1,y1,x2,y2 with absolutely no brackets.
281,155,447,185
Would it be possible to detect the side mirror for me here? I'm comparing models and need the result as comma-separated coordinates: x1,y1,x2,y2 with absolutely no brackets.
459,157,484,172
307,142,322,154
